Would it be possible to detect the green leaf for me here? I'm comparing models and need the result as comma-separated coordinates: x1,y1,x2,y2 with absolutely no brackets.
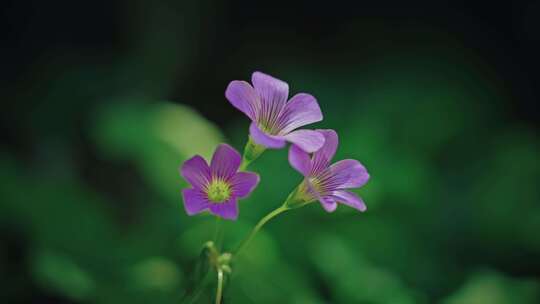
92,99,223,202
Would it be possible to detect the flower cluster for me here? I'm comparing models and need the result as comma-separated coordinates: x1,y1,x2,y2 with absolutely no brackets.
181,71,370,219
179,71,370,303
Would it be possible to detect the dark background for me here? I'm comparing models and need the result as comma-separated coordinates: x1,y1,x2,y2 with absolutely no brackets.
1,1,539,303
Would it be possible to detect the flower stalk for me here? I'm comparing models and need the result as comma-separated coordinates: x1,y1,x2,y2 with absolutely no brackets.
201,241,232,304
215,269,224,304
240,136,266,170
235,204,290,256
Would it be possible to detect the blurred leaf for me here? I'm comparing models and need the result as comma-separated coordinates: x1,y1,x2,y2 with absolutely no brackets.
442,270,540,304
309,234,424,304
31,250,95,301
92,100,223,202
130,257,182,292
179,243,212,303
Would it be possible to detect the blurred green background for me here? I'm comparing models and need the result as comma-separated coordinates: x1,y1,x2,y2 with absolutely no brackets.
1,1,539,303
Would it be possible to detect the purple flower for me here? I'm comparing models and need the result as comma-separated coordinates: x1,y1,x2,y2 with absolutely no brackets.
225,71,325,153
288,129,370,212
180,144,259,220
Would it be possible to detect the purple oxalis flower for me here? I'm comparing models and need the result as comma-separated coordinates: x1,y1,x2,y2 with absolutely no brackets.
225,71,325,153
180,144,259,220
288,129,370,212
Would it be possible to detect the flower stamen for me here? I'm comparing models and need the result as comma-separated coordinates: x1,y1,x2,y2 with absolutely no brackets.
207,179,232,203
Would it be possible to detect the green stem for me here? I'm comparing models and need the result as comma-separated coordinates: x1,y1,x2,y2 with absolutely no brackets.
235,205,289,256
239,159,250,171
213,217,223,249
215,269,224,304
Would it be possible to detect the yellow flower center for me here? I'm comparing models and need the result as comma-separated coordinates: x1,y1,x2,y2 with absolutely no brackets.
284,179,320,209
308,177,324,194
207,179,231,203
259,123,275,134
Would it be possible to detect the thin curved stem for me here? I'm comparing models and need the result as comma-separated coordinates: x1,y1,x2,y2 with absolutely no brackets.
235,205,289,256
212,217,219,241
215,269,224,304
213,217,223,249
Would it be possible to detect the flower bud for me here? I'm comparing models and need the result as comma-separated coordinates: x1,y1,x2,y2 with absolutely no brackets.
217,252,232,266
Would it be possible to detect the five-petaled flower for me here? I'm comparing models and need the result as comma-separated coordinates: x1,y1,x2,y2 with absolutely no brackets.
288,129,370,212
180,144,259,220
225,71,325,153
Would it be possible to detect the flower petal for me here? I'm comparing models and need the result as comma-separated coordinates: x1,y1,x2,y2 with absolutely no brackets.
330,159,370,189
332,190,367,212
180,155,211,189
319,196,338,212
182,188,210,215
288,144,311,176
278,93,323,134
231,172,260,198
311,129,338,175
210,144,242,179
249,122,286,149
209,197,239,220
251,71,289,111
225,80,259,121
283,129,325,153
